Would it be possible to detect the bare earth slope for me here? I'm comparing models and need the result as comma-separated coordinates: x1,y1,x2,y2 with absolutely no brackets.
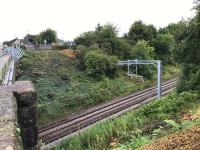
138,125,200,150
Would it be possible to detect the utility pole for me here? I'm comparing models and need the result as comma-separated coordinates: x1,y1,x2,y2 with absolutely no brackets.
157,60,161,98
117,60,162,97
127,59,130,76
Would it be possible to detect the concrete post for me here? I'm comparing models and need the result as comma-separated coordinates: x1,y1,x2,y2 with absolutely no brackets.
13,81,38,150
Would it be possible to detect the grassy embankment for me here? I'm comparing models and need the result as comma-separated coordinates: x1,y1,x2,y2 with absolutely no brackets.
52,91,200,150
17,50,179,125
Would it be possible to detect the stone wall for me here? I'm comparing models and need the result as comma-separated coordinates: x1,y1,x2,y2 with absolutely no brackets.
14,81,38,150
0,81,38,150
0,55,11,83
0,87,18,149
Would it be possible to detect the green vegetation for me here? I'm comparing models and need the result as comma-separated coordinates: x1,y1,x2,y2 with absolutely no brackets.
173,1,200,93
130,40,156,79
18,50,178,125
126,20,157,45
16,3,189,150
46,1,200,150
25,28,57,44
73,21,180,81
17,6,182,127
52,92,200,150
85,50,117,78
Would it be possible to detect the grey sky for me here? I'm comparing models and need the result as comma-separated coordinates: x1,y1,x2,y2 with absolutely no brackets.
0,0,195,42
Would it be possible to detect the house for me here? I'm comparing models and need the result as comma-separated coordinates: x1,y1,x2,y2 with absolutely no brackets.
66,41,75,48
3,38,24,48
20,39,36,50
3,37,67,50
55,38,65,46
12,38,21,48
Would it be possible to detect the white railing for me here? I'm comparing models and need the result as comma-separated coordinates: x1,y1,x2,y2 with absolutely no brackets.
4,46,24,61
2,46,24,85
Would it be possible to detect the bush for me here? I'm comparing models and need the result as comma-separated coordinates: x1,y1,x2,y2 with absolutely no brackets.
178,64,200,93
151,33,175,65
85,50,118,79
108,38,132,59
130,40,156,79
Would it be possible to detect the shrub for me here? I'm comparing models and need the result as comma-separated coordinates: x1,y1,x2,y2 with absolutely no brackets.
130,40,156,79
84,50,118,79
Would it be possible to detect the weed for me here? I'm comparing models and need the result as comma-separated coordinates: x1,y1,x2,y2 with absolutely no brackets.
18,51,179,125
52,92,199,150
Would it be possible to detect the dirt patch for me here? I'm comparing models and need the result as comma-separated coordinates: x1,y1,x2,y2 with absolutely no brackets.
181,106,200,122
59,49,77,59
191,106,200,120
137,125,200,150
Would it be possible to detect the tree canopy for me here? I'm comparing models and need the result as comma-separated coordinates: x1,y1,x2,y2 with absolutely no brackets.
152,33,175,64
23,28,57,44
175,1,200,92
127,21,157,44
39,28,57,44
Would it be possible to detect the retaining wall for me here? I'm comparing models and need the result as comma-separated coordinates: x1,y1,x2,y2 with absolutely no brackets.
0,81,38,150
0,88,18,149
0,55,11,83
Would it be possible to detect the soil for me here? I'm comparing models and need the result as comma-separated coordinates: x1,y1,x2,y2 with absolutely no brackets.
59,49,77,58
137,125,200,150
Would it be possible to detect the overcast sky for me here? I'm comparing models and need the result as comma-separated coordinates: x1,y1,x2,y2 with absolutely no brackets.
0,0,195,43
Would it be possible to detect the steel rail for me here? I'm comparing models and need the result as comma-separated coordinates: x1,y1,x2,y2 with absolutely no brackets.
39,79,177,144
41,83,175,144
39,78,177,133
39,81,176,138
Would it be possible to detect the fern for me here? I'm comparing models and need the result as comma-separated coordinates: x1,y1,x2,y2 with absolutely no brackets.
164,119,180,129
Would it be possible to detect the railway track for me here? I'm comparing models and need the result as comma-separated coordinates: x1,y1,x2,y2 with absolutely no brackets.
38,79,177,145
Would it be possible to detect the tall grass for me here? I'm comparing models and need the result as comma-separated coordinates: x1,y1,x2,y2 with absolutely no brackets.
52,92,199,150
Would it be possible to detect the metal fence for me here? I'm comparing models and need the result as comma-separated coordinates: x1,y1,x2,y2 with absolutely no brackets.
4,46,24,61
25,44,52,50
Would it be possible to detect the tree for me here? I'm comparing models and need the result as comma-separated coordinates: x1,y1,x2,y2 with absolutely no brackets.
74,24,118,49
175,1,200,92
152,33,175,64
108,38,132,59
95,24,118,51
74,31,97,47
74,23,132,59
39,28,57,44
130,40,156,79
127,21,157,44
131,40,155,60
159,21,187,43
24,34,39,44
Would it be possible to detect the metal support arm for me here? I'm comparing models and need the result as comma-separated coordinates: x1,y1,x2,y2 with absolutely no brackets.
117,59,162,98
